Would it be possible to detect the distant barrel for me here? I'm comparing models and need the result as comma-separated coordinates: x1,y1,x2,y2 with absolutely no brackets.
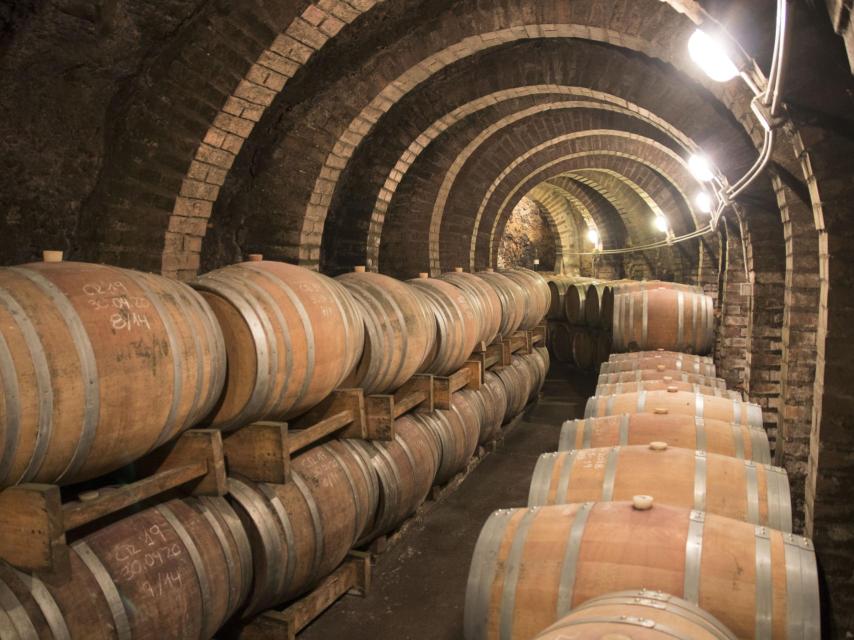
583,283,613,329
598,368,726,389
609,349,713,364
563,284,587,325
599,354,716,377
596,380,743,401
477,371,509,443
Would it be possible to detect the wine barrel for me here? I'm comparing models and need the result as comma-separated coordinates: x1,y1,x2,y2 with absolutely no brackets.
520,350,548,402
599,355,716,377
598,369,726,389
583,283,614,329
499,269,549,329
353,414,441,543
416,393,480,485
609,349,713,364
546,322,573,363
613,287,715,354
193,259,362,431
533,590,738,640
494,362,529,421
546,280,570,320
464,501,819,640
475,271,525,337
571,328,596,370
408,275,479,375
529,445,792,531
438,269,502,345
559,414,771,463
585,389,763,428
0,496,251,640
227,439,378,615
563,284,587,325
478,371,509,442
594,331,610,365
337,270,435,394
596,380,743,401
611,280,704,294
0,258,225,486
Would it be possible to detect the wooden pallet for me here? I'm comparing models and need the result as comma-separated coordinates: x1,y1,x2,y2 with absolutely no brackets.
0,428,226,573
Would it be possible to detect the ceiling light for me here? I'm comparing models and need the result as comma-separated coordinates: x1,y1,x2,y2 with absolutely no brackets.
688,29,739,82
654,216,669,233
688,154,715,182
586,228,599,245
696,192,714,213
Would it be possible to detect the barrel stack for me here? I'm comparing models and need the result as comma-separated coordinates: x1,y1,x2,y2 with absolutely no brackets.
465,278,821,639
0,254,549,639
544,275,611,370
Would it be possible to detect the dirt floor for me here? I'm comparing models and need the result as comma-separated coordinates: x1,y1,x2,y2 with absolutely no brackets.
299,363,594,640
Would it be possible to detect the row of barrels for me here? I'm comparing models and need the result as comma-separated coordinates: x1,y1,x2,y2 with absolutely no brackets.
0,349,549,639
545,276,613,329
464,349,820,639
546,322,610,370
0,255,550,488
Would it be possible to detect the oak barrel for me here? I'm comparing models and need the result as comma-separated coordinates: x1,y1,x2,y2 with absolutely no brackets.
546,279,571,320
477,371,509,443
563,284,587,325
583,283,614,329
416,393,481,485
438,270,502,345
611,280,704,294
599,355,716,377
585,389,764,428
193,259,362,431
533,590,737,640
598,369,726,389
499,269,549,330
571,328,596,370
408,276,479,375
337,270,435,394
594,331,611,365
0,496,251,640
596,380,743,401
0,259,226,486
529,445,792,531
609,349,713,364
613,287,715,354
494,362,529,422
227,439,378,615
558,414,771,463
464,501,819,640
546,322,573,363
474,271,525,337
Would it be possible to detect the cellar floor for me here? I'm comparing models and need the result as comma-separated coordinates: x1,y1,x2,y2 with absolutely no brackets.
299,363,594,640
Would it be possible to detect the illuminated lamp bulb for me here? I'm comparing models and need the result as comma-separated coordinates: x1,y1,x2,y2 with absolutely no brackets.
586,228,599,245
688,29,740,82
688,154,715,182
653,216,669,233
695,191,714,214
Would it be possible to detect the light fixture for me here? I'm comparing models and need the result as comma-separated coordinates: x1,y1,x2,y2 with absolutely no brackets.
586,228,599,245
695,192,714,214
688,154,715,183
688,29,739,82
654,216,669,233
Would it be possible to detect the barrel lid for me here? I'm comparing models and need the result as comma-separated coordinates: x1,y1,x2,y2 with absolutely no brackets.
649,441,668,451
632,495,654,510
43,250,63,263
247,253,263,262
653,407,669,415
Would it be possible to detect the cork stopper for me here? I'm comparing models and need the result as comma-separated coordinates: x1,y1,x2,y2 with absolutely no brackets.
418,272,429,279
632,495,654,511
656,348,665,352
662,376,673,382
454,267,464,273
656,364,666,371
649,441,668,451
600,636,632,640
667,385,679,393
78,490,100,502
486,268,494,273
247,254,263,262
43,250,63,263
653,407,669,415
354,265,366,273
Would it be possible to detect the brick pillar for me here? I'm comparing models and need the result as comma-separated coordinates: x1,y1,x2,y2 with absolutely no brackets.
715,216,750,395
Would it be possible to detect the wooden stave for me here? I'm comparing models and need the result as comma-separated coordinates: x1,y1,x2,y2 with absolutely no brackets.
0,496,252,640
0,261,226,487
599,356,717,377
337,271,435,394
584,390,764,429
478,371,509,443
193,260,363,431
474,272,525,338
493,364,528,422
227,439,378,615
437,271,502,345
533,590,738,640
408,278,479,376
596,380,743,401
463,501,820,640
528,445,792,531
499,269,549,329
558,414,771,464
597,368,727,389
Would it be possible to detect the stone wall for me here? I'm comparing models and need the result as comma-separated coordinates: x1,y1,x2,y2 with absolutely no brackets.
497,197,555,271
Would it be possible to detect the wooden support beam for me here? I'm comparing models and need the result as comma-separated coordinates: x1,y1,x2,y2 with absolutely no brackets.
224,422,290,484
434,361,481,409
365,394,395,441
0,485,67,574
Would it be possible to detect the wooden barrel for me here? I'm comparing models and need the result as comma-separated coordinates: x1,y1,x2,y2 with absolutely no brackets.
464,501,820,640
613,287,715,354
337,270,435,394
583,283,614,329
416,393,480,485
475,271,525,337
0,496,252,640
510,355,538,406
563,284,587,325
438,270,502,345
585,389,763,428
478,371,509,442
598,369,727,389
227,439,378,615
533,590,738,640
0,259,225,486
596,380,743,401
612,280,704,294
599,355,716,377
352,414,441,543
610,349,713,364
546,322,573,363
559,414,771,463
519,350,548,402
193,259,362,431
594,331,610,365
499,269,549,329
571,328,596,370
494,362,529,421
529,445,792,531
408,276,479,375
546,280,570,320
